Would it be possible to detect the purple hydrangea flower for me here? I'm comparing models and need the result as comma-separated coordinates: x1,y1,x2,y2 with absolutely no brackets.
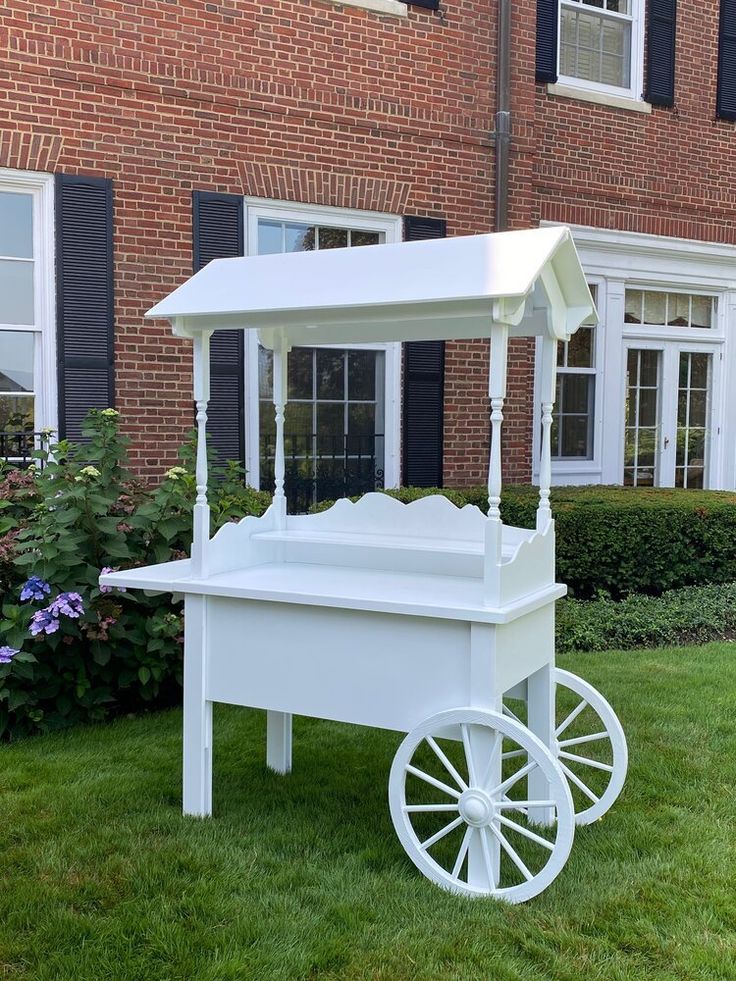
48,592,85,619
20,576,51,603
0,646,19,664
100,567,126,594
29,609,60,636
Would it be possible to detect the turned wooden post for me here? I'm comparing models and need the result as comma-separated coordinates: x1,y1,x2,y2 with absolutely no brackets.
537,334,557,532
192,331,212,576
272,330,289,530
484,323,509,604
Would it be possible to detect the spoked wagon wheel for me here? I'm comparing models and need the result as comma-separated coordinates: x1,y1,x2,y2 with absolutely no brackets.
504,668,628,826
389,708,575,903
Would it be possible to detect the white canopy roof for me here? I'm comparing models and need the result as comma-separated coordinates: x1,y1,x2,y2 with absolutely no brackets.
147,225,596,348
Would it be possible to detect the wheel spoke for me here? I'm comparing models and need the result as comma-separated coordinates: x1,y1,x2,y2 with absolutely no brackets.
502,703,523,724
479,730,501,789
479,825,497,890
490,823,533,882
559,750,613,773
555,698,589,737
406,764,462,800
503,794,528,816
501,748,526,761
461,724,478,787
498,814,556,851
451,824,474,879
559,761,599,803
404,803,459,813
496,799,556,810
419,815,464,851
558,731,609,749
491,759,538,798
426,736,468,792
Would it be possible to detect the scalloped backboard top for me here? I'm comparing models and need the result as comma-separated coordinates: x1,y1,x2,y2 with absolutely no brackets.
287,493,488,543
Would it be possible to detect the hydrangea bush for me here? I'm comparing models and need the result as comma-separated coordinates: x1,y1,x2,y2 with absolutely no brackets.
0,410,270,739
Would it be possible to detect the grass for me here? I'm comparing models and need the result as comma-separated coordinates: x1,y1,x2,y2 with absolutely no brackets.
1,643,736,980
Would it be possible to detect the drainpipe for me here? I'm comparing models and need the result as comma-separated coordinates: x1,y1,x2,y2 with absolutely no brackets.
495,0,511,232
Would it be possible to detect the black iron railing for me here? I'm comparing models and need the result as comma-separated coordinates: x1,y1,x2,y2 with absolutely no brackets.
260,432,385,513
0,431,41,468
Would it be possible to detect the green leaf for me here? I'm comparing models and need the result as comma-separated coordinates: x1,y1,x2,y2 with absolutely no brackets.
138,666,151,685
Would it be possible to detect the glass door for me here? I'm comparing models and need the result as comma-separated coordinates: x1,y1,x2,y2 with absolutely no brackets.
624,345,712,488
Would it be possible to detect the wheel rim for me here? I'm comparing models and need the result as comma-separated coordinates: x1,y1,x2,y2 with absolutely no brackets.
553,669,628,825
504,670,628,826
389,708,575,903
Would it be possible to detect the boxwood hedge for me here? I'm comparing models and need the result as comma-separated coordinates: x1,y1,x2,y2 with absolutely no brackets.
374,485,736,599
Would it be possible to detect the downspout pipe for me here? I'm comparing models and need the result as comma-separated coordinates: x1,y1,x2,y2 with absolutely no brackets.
495,0,511,232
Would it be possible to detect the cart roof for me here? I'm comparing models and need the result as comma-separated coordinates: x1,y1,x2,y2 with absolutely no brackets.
146,225,596,347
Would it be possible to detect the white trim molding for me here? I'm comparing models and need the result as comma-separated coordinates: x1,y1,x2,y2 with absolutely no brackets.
323,0,407,15
536,224,736,491
243,198,403,491
0,167,56,439
547,82,652,114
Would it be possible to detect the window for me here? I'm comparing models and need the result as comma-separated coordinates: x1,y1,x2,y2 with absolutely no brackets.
624,289,715,329
551,288,597,460
559,0,643,97
244,201,402,509
623,348,660,486
0,174,55,464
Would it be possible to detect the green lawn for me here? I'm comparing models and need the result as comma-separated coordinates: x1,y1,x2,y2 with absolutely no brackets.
1,643,735,981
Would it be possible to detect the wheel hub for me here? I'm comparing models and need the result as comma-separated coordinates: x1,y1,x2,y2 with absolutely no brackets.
458,789,494,827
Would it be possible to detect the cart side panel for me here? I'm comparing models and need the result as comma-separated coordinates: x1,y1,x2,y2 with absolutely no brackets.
205,597,472,733
495,602,555,695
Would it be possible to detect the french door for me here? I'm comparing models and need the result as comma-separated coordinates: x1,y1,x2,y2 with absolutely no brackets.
623,343,715,488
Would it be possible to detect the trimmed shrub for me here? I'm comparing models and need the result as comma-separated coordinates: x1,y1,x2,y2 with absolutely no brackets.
357,485,736,599
556,583,736,653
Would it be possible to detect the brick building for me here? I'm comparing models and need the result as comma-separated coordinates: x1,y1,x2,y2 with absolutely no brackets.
1,0,736,502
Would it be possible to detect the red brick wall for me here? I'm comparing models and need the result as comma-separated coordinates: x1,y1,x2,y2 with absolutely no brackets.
530,2,736,244
1,0,523,483
5,2,730,488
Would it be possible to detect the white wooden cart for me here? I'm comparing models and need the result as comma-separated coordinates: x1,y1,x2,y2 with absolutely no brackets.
102,227,627,903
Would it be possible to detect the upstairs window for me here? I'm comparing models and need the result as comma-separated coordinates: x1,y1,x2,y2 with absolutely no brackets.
559,0,644,97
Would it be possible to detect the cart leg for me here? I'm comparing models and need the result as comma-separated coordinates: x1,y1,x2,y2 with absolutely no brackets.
526,664,555,826
183,596,213,817
267,711,292,774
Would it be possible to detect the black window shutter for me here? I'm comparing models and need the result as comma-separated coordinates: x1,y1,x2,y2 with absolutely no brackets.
402,215,446,488
718,0,736,120
536,0,559,84
192,191,245,468
55,174,114,440
646,0,677,106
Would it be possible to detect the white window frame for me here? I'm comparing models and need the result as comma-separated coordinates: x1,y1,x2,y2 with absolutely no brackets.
0,168,56,442
557,0,646,103
532,275,605,484
538,223,736,491
243,198,402,491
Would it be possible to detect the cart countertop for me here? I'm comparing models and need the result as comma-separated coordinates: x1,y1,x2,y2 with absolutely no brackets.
100,560,565,624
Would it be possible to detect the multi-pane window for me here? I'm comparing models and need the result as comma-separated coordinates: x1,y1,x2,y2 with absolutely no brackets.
257,221,380,254
560,0,635,90
676,353,710,489
259,347,384,509
551,289,597,459
624,349,660,486
0,189,37,460
624,290,715,329
256,217,384,510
